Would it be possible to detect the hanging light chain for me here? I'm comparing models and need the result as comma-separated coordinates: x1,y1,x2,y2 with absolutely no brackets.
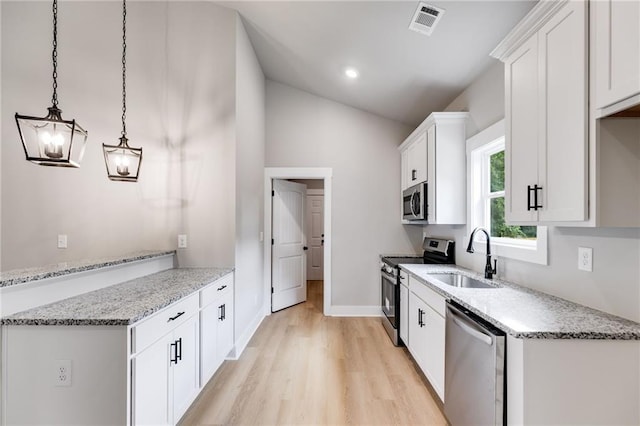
51,0,59,107
121,0,127,137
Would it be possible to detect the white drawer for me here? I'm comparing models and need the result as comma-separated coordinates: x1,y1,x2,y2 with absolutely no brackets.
409,275,446,317
132,293,199,354
201,273,233,307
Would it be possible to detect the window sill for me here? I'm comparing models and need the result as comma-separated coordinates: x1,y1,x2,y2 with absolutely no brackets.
468,226,548,265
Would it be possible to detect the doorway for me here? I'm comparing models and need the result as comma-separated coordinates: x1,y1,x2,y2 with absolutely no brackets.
264,168,332,317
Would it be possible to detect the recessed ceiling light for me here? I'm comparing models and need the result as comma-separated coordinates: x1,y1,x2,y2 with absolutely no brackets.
344,68,359,79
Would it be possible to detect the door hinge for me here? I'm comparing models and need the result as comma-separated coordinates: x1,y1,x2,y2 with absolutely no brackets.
271,238,274,245
271,287,274,294
272,190,275,197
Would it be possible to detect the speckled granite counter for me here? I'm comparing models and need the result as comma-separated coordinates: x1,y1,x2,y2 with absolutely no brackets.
400,264,640,340
1,268,233,326
0,250,176,288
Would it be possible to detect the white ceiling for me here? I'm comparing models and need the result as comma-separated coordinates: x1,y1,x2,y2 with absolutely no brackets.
220,0,536,126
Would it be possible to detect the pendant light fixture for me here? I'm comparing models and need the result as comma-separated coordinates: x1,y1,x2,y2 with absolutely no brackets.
102,0,142,182
15,0,88,168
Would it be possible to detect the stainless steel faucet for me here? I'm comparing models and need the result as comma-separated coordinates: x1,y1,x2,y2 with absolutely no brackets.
466,227,497,279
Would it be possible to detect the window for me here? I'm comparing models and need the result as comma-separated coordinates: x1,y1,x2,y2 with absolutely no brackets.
467,120,547,265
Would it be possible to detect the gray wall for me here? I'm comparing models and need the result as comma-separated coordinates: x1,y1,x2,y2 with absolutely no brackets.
265,80,422,308
234,16,266,343
2,2,266,347
435,61,640,322
1,1,182,269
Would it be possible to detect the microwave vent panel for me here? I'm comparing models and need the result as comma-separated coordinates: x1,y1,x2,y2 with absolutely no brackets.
409,3,445,36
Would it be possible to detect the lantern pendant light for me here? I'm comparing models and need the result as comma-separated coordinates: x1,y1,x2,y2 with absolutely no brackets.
102,0,142,182
15,0,88,168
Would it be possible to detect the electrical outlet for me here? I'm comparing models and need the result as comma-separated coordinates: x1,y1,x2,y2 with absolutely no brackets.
54,359,72,387
578,247,593,272
57,234,68,249
178,234,187,249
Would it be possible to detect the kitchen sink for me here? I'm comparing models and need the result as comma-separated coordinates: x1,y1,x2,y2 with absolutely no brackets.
428,273,498,289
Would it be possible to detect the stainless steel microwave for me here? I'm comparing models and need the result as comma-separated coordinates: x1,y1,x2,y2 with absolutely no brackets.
403,182,428,221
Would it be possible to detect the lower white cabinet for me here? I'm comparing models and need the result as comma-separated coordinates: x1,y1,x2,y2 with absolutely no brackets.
133,333,172,425
133,314,199,426
406,275,446,401
133,307,200,425
200,273,235,385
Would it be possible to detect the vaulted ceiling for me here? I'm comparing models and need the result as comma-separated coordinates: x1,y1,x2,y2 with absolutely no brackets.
221,1,536,125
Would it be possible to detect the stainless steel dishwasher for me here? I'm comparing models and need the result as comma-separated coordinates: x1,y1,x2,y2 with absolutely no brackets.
444,301,506,426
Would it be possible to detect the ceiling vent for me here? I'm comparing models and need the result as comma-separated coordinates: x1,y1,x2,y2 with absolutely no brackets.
409,2,445,36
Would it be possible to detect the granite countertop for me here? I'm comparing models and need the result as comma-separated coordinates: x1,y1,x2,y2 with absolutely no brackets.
0,250,176,288
1,267,233,326
400,264,640,340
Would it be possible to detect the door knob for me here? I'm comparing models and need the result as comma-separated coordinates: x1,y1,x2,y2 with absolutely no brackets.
303,246,308,250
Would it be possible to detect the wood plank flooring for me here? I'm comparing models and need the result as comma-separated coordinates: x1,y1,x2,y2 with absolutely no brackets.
180,281,447,425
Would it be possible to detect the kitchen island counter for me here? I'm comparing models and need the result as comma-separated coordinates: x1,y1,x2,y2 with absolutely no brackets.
1,267,232,326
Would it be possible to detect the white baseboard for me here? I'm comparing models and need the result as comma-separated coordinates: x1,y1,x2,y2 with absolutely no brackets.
328,305,382,317
228,310,265,360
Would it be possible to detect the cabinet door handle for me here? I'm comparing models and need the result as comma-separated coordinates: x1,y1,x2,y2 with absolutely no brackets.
217,284,227,291
167,311,185,322
411,169,417,181
218,304,225,321
170,341,178,365
176,338,182,362
527,185,543,211
534,185,543,210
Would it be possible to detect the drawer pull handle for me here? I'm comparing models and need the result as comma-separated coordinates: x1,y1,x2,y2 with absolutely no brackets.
217,284,227,291
168,311,185,322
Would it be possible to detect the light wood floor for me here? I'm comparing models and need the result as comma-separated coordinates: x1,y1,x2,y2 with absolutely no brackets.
180,281,447,425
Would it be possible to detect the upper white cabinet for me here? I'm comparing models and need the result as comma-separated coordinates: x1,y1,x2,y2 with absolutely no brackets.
592,0,640,116
399,112,468,224
494,0,588,224
405,131,428,189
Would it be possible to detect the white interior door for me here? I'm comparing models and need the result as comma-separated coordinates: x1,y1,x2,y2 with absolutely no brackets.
272,179,307,312
306,193,324,280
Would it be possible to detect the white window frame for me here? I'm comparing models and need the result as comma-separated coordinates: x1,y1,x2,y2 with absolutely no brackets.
467,119,548,265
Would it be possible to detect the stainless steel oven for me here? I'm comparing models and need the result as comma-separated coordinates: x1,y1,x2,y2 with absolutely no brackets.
380,263,399,343
403,182,428,221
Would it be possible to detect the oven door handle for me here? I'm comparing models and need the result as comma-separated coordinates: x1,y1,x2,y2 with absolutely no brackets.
381,270,397,283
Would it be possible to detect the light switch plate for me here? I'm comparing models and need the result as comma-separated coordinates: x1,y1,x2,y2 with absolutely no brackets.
178,234,187,249
578,247,593,272
57,234,68,249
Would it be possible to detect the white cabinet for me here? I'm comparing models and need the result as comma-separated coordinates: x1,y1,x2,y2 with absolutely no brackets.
399,112,468,224
399,270,409,345
133,334,172,426
200,273,235,386
592,0,640,115
132,295,200,426
499,0,588,224
171,316,200,423
406,131,427,189
405,275,446,401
